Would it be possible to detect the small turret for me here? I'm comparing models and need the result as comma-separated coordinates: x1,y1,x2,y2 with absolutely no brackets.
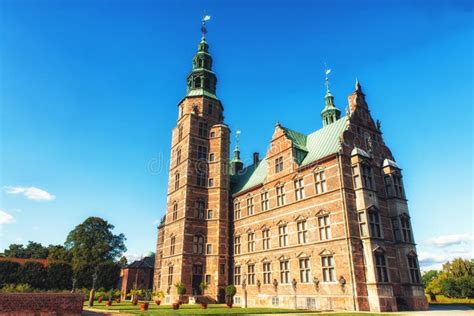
321,68,341,126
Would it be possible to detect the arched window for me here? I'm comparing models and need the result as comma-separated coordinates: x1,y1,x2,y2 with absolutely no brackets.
193,235,205,254
195,77,201,88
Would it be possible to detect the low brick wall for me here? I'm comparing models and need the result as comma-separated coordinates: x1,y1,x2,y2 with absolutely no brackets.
0,293,84,315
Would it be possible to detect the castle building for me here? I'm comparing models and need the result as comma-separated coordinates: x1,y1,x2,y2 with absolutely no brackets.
153,28,428,312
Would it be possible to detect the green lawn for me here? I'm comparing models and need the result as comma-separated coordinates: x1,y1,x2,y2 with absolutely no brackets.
84,301,392,315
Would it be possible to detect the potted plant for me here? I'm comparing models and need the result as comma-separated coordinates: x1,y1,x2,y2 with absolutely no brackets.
174,282,187,308
130,289,141,305
199,281,208,309
96,290,104,303
113,289,121,303
140,289,152,311
153,290,165,305
225,285,236,308
105,291,113,307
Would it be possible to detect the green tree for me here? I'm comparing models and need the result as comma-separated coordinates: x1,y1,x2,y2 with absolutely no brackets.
47,262,73,290
25,241,49,259
96,261,121,290
65,217,126,271
0,261,21,286
4,244,28,258
119,256,128,268
422,270,439,288
47,245,71,262
19,261,47,289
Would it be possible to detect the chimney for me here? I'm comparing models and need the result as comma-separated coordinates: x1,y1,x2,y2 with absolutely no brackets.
253,152,260,165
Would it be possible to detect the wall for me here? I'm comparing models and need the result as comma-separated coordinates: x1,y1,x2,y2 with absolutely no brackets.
0,293,83,315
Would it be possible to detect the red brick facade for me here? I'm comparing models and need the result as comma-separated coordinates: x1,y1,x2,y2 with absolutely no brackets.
153,37,428,312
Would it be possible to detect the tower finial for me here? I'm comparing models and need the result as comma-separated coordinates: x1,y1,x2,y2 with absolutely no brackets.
355,77,362,92
201,14,211,38
324,64,332,93
235,130,241,150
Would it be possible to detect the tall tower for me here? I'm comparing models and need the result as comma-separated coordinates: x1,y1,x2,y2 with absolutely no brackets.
154,25,230,303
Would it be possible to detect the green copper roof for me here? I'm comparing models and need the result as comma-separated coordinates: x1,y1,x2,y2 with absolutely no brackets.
186,88,219,100
231,116,348,195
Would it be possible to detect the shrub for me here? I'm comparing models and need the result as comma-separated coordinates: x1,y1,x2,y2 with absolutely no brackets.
174,282,186,295
47,262,73,290
0,283,34,293
19,262,47,289
0,261,21,287
225,285,236,297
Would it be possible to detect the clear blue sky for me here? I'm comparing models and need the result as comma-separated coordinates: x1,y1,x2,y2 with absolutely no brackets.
0,0,472,269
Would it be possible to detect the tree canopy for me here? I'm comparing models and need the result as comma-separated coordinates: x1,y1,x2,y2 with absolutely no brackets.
65,217,126,271
424,258,474,299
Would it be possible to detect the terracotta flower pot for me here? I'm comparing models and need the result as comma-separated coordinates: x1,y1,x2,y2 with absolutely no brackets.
105,301,112,307
200,303,208,309
172,303,180,310
154,300,161,305
227,303,233,308
97,297,103,303
140,302,149,311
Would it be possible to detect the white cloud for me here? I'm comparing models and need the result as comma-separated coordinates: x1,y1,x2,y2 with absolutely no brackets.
4,186,56,201
431,234,474,247
124,252,143,263
0,209,15,225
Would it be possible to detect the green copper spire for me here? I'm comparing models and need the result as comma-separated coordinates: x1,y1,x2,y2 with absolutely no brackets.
186,19,218,98
321,67,341,126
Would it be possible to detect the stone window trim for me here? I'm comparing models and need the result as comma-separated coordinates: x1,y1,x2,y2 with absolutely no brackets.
234,235,241,255
294,177,305,201
195,199,206,220
320,249,336,283
260,189,269,212
172,201,178,221
247,232,255,253
193,234,206,255
278,256,290,284
275,156,284,173
367,205,383,239
384,171,405,199
316,210,332,241
263,261,272,284
297,219,308,244
407,251,421,284
234,199,241,220
314,169,327,195
174,172,180,191
234,265,241,285
246,194,254,216
373,246,390,283
275,183,286,207
262,227,271,250
278,222,289,248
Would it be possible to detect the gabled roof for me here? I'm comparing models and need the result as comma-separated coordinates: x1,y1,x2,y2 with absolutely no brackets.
127,256,155,269
231,117,348,195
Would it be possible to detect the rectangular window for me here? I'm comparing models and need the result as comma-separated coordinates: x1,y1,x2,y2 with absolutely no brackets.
210,131,216,138
280,260,290,284
260,191,269,211
276,185,285,207
234,236,241,255
206,244,212,254
196,170,207,187
178,126,183,141
262,229,270,250
248,264,255,285
369,211,382,238
247,197,254,216
175,172,180,191
361,164,374,190
168,266,173,285
176,148,182,165
401,216,412,243
318,215,332,240
358,212,367,237
393,174,403,198
197,145,208,160
263,262,272,284
322,255,335,282
299,258,310,283
198,122,208,137
275,157,283,173
234,266,241,285
207,103,213,115
208,178,214,187
205,274,211,284
375,253,389,282
297,220,308,244
352,166,360,189
234,201,241,220
220,263,225,275
392,218,402,242
209,153,215,161
408,256,420,284
294,178,305,201
272,296,279,306
279,225,288,247
385,175,393,197
247,233,255,252
170,236,176,255
207,210,213,219
196,200,205,219
315,171,327,194
172,203,178,221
